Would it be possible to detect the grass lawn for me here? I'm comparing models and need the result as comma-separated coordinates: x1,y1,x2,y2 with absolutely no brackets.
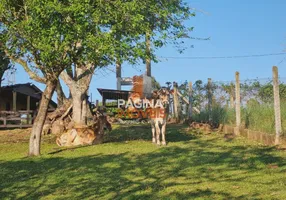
0,124,286,199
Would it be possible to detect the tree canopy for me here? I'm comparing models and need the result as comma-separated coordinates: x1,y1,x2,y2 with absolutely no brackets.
0,0,195,156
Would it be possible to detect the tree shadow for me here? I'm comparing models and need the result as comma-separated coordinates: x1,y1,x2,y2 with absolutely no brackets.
1,124,286,199
104,124,196,143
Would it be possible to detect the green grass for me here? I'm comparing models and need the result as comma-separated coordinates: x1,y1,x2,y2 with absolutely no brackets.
1,124,286,199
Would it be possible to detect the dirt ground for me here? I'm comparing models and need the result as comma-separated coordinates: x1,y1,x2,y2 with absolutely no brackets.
0,128,56,144
0,128,31,144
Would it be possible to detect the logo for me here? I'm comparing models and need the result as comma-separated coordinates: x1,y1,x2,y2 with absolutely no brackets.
117,98,167,119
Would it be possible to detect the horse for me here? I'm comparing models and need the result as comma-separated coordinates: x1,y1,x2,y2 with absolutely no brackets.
150,87,170,145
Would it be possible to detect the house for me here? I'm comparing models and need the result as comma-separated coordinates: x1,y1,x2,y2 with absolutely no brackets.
0,83,57,128
0,83,57,111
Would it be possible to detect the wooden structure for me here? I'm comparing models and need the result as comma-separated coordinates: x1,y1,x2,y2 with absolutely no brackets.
97,88,131,107
116,33,152,91
0,83,57,128
0,111,34,128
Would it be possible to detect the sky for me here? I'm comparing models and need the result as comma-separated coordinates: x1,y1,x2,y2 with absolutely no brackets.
4,0,286,103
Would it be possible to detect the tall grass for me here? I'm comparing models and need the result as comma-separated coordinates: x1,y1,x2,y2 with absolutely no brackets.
192,106,233,127
193,102,286,135
242,103,275,134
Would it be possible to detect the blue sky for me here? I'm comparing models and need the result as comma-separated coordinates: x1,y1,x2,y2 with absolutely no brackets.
6,0,286,102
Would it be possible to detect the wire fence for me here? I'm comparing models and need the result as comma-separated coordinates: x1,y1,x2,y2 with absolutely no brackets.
188,68,286,139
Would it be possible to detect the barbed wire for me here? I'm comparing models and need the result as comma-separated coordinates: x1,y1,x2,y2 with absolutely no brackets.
160,52,286,60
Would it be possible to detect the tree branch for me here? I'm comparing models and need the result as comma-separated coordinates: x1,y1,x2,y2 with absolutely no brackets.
5,50,46,83
60,70,75,88
77,63,96,80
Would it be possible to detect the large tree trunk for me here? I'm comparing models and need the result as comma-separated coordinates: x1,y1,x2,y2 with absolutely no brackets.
71,91,91,125
29,80,56,156
56,81,67,107
60,65,94,126
71,91,85,125
81,98,87,124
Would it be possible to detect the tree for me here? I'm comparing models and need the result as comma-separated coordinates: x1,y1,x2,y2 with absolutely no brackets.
0,0,195,156
58,0,156,125
221,83,235,108
60,0,195,125
0,0,132,155
192,80,205,110
0,0,81,155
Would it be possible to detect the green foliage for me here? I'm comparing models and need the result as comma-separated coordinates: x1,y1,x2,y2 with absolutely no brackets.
178,80,189,97
0,49,12,85
192,79,286,135
192,106,232,127
221,82,235,96
192,80,206,109
257,82,286,103
242,103,275,134
0,0,195,78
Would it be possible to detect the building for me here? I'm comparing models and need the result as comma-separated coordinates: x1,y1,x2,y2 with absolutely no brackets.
0,83,57,112
0,83,57,128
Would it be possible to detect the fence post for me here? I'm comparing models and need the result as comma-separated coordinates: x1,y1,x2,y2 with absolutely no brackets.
188,81,193,120
27,96,31,124
173,82,180,123
13,91,17,111
207,78,213,122
273,66,282,145
235,72,241,135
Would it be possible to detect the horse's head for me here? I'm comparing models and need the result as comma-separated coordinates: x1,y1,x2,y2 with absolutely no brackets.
157,87,170,107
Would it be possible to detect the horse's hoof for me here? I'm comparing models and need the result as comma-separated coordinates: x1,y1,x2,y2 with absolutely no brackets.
156,142,161,146
152,139,156,143
162,142,166,146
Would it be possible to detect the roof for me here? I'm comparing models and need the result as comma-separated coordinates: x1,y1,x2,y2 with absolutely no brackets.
97,88,131,100
2,83,42,99
1,83,57,107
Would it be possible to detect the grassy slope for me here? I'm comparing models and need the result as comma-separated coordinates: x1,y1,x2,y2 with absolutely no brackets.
0,124,286,200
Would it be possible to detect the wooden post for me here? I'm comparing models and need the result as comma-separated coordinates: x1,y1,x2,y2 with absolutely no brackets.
173,82,179,122
116,59,122,90
188,81,193,120
146,31,151,77
235,72,241,135
27,96,31,124
170,96,174,116
273,66,282,145
102,91,106,107
207,78,213,122
96,100,99,108
3,117,6,128
12,91,17,111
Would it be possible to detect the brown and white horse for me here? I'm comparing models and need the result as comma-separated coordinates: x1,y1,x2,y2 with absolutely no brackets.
150,87,170,145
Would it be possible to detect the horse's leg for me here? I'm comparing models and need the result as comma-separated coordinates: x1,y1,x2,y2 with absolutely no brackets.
151,122,156,143
155,122,161,145
161,122,167,146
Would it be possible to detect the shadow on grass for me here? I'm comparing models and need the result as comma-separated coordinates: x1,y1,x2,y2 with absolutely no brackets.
104,124,196,143
48,124,194,155
1,124,286,199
